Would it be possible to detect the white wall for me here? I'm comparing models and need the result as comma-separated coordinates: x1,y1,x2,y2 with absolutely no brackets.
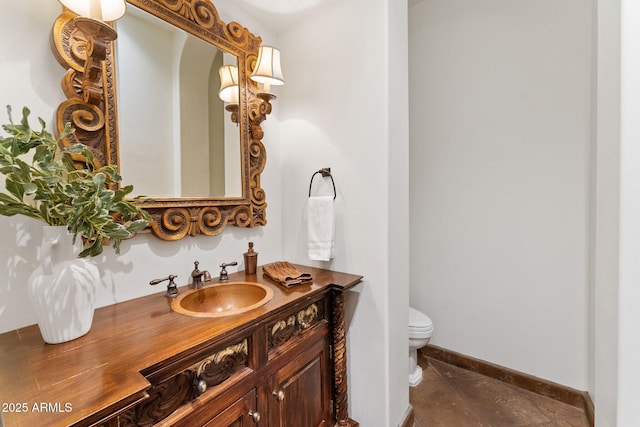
387,0,411,424
592,0,620,424
617,1,640,424
277,0,410,425
409,0,592,390
592,1,640,424
0,1,283,333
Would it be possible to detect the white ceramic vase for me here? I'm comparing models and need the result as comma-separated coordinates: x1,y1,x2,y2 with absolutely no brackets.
27,225,100,344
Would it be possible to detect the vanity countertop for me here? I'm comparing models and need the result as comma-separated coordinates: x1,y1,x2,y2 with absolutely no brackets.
0,264,362,427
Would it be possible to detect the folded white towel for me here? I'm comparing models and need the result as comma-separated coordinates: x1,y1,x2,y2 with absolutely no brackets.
307,196,335,261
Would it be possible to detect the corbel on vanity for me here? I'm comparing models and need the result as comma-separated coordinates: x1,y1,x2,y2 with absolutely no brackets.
0,265,362,426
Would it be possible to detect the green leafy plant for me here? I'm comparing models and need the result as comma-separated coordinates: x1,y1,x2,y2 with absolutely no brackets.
0,106,152,257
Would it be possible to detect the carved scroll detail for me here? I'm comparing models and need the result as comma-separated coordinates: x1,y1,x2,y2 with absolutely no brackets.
52,11,116,169
120,371,196,426
120,339,248,426
270,315,297,347
147,202,265,240
193,340,248,387
137,0,255,50
268,303,322,349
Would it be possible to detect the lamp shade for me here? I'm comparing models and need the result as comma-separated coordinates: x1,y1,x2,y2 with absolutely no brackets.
59,0,126,22
250,46,284,86
218,65,239,104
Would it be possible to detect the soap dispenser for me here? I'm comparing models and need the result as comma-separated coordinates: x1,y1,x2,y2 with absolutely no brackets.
244,242,258,275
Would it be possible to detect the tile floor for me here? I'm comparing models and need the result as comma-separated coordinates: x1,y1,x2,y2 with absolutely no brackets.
410,352,590,427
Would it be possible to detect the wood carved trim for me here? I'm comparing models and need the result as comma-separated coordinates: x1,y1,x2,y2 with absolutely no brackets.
51,10,118,169
332,291,358,427
192,339,248,387
268,303,323,349
120,339,248,426
52,0,272,241
120,371,195,426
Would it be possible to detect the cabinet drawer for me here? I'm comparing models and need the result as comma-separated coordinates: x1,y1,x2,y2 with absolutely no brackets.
120,338,252,426
266,298,327,357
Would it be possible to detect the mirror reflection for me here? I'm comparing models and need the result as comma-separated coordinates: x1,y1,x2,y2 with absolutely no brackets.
115,5,241,198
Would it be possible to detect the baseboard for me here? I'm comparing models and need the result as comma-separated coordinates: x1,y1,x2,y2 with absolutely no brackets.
399,404,415,427
421,344,594,427
583,391,595,427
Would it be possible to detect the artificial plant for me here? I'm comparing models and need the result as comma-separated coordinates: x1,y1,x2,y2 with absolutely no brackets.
0,106,151,257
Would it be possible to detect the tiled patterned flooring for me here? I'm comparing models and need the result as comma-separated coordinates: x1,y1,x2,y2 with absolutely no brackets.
410,352,590,427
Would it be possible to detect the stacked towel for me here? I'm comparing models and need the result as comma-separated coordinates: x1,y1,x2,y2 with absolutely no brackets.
263,262,313,288
307,196,335,261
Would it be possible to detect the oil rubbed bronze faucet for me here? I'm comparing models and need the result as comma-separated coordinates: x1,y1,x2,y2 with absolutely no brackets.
219,262,238,282
190,261,206,289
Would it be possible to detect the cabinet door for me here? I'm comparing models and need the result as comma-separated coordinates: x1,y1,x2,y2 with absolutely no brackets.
201,389,259,427
268,339,331,427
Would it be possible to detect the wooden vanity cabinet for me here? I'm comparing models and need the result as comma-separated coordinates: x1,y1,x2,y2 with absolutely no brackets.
0,265,361,427
117,296,336,426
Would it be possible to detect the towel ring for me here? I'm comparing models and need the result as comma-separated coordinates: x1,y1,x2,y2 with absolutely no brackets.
308,167,337,200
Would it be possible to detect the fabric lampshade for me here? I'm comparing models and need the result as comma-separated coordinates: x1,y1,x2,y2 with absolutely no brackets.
58,0,126,22
218,65,239,104
250,46,285,86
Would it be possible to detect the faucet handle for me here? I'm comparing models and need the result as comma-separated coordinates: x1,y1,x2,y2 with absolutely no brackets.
220,261,238,268
219,261,238,282
150,274,179,298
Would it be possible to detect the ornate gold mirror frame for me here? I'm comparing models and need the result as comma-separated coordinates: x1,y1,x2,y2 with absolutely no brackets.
51,0,273,241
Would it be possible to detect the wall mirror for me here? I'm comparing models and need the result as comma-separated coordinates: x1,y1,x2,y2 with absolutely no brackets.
51,0,274,241
116,5,242,199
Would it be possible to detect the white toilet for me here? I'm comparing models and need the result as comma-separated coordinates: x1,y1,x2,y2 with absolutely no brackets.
409,307,434,387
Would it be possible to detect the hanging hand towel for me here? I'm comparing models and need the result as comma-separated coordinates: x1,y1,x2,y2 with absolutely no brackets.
307,195,335,261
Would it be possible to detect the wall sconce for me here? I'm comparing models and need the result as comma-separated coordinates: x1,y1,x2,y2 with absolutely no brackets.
57,0,126,105
218,65,239,122
250,46,285,102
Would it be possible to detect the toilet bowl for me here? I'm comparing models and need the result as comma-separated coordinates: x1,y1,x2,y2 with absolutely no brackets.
409,307,433,387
